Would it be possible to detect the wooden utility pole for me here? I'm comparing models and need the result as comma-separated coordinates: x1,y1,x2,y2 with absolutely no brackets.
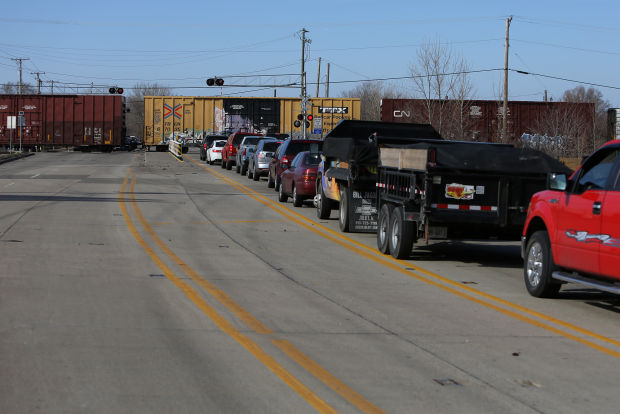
11,58,30,94
326,63,330,98
31,71,45,94
316,57,321,97
502,16,512,142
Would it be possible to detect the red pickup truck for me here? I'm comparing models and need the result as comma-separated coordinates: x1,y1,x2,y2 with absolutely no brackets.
522,139,620,297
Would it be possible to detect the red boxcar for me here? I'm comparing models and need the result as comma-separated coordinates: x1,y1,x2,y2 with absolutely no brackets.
381,98,594,145
0,94,125,151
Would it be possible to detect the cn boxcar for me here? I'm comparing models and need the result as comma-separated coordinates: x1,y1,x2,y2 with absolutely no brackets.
381,98,594,145
0,94,125,151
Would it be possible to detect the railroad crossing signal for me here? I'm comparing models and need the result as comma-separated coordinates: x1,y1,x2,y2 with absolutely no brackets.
206,78,224,86
294,113,313,128
109,87,123,94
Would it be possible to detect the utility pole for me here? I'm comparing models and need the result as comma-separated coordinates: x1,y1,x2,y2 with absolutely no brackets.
502,16,512,143
316,57,321,97
300,28,311,139
50,80,54,95
31,71,45,94
326,63,330,98
11,58,30,94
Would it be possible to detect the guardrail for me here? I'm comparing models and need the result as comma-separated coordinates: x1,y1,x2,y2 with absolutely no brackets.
168,140,183,160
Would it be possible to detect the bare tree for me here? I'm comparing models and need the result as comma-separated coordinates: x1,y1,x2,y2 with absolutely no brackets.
409,37,474,138
562,86,609,151
2,82,36,94
126,82,172,137
341,81,405,121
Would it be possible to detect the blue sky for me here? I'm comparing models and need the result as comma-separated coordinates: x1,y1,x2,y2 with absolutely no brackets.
1,0,619,106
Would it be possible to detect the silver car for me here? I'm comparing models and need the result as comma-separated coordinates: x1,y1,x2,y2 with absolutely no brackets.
247,139,282,181
235,136,263,175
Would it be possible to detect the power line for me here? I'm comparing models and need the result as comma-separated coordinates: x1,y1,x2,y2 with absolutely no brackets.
512,38,620,57
511,69,620,90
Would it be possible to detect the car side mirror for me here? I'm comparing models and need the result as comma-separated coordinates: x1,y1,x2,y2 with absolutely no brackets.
547,173,567,191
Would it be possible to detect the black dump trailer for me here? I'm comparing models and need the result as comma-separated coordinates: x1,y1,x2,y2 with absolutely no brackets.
376,139,572,258
317,120,442,233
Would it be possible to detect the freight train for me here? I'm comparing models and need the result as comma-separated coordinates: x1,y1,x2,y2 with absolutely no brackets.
143,96,360,151
0,94,125,151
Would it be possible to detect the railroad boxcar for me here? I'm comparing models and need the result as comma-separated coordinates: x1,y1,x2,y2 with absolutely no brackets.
143,96,360,151
381,98,594,147
0,94,125,151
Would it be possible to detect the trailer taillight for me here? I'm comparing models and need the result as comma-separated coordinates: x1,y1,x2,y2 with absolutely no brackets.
428,148,437,166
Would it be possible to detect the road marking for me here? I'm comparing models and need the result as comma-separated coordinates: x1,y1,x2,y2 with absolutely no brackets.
128,171,385,413
273,339,385,414
119,168,338,414
220,219,289,223
188,157,620,359
30,173,40,178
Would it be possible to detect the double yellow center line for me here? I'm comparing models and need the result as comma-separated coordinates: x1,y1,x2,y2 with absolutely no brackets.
119,168,384,414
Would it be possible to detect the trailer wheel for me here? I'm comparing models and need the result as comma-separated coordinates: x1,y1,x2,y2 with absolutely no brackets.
316,177,331,219
524,231,561,298
338,185,350,232
389,207,414,259
377,203,393,254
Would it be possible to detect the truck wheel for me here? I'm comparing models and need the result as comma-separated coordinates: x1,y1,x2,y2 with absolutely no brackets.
267,170,275,188
292,185,303,207
338,185,350,232
377,203,393,254
226,160,233,170
389,207,414,259
221,158,227,169
524,231,561,298
278,182,288,202
316,178,331,219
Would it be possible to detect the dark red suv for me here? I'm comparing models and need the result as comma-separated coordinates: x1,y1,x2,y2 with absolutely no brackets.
222,132,262,170
267,139,323,191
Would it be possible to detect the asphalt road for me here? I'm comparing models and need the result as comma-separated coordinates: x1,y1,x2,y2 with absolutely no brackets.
1,149,619,414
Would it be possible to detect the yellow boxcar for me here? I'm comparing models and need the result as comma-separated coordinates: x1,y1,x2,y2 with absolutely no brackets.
143,96,360,148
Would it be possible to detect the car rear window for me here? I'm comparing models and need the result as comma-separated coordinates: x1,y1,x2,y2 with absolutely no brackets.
242,137,263,146
303,153,321,166
262,142,280,152
285,141,323,155
215,141,225,147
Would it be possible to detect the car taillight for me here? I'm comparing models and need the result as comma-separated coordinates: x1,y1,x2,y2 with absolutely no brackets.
204,144,207,150
258,151,266,160
214,149,221,153
302,169,317,182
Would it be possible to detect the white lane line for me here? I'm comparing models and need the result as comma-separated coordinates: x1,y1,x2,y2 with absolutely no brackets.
3,182,15,188
31,174,40,178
